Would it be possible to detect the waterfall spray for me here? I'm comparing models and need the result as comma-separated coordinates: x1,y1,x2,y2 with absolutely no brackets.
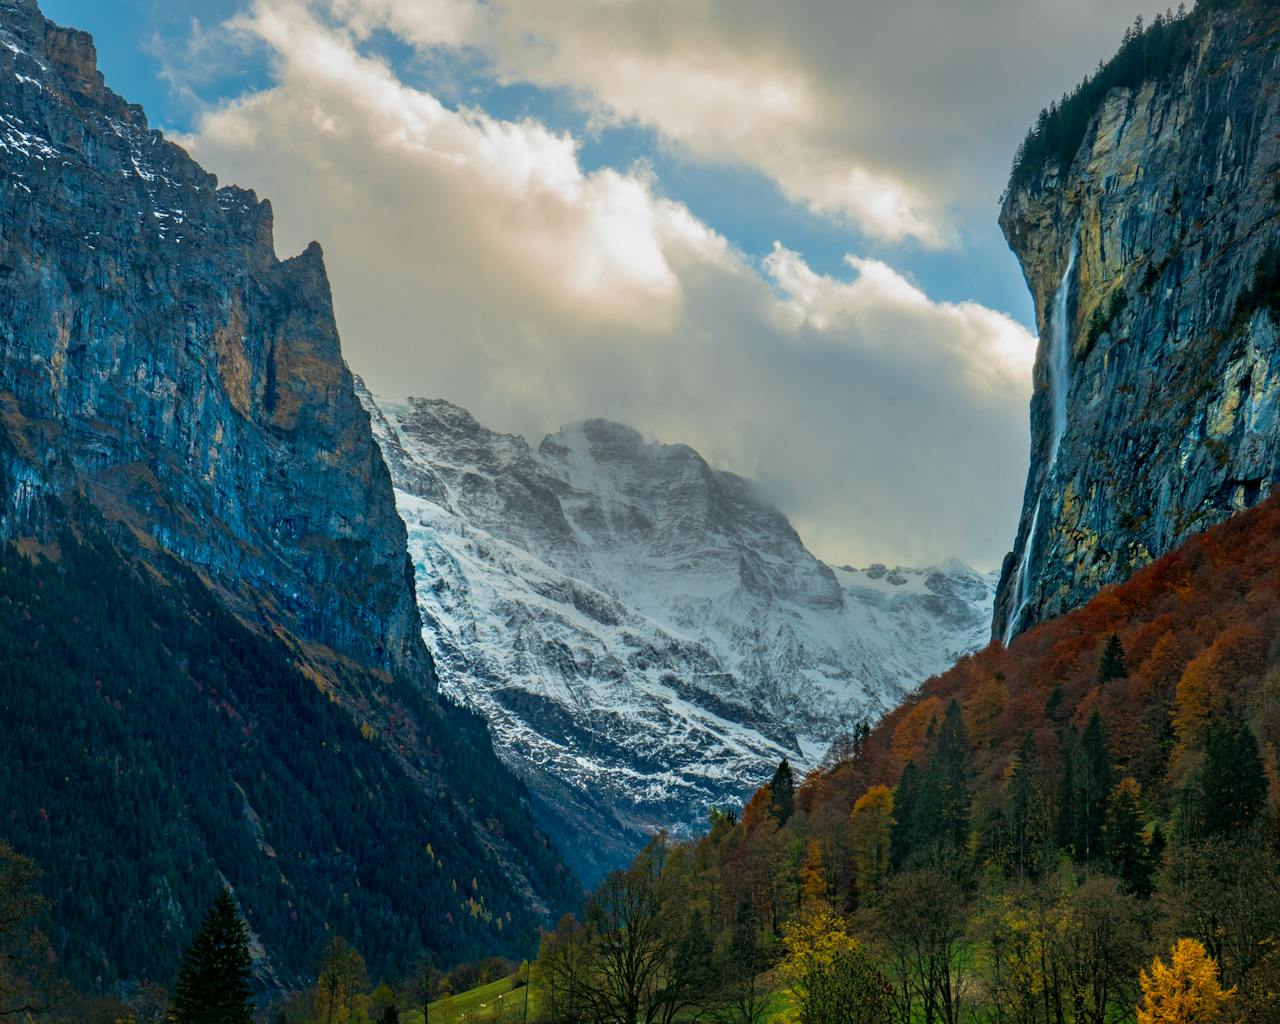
1003,232,1079,645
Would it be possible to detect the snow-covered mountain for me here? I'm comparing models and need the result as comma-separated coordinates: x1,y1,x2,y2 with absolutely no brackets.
359,385,996,881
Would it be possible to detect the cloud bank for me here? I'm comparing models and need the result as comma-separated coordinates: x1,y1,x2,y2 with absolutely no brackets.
181,0,1055,568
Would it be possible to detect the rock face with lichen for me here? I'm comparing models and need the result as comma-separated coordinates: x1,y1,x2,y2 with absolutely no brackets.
0,0,425,677
994,4,1280,642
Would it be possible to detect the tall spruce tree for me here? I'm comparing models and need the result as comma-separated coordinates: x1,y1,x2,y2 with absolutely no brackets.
932,701,972,855
1073,712,1116,862
1103,779,1155,897
1055,726,1078,851
897,702,971,866
1199,721,1267,837
1007,733,1049,879
1099,634,1128,683
889,761,920,870
169,889,253,1024
769,759,796,826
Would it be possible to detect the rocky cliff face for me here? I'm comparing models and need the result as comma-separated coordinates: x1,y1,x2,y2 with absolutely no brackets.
994,4,1280,641
362,388,996,882
0,0,580,983
0,0,423,677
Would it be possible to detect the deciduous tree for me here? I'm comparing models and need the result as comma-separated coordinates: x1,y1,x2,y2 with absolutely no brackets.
315,937,368,1024
849,786,894,901
1137,938,1234,1024
0,843,48,1023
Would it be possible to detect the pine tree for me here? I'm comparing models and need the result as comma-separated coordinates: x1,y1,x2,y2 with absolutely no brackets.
769,759,796,826
1198,721,1267,837
898,701,971,866
1056,727,1078,852
1100,633,1128,683
1046,684,1065,721
1007,733,1049,879
933,701,972,855
169,889,253,1024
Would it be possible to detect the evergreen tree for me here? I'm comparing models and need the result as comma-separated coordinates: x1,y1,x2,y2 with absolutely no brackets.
898,701,971,866
1099,633,1128,683
1198,721,1267,837
1006,733,1050,879
1055,727,1078,851
769,759,796,826
1103,779,1155,897
1045,684,1065,722
1072,712,1116,862
889,761,920,870
169,889,253,1024
933,701,972,855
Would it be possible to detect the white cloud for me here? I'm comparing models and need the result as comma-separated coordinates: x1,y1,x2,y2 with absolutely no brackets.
765,244,1034,394
303,0,1174,248
182,0,1037,568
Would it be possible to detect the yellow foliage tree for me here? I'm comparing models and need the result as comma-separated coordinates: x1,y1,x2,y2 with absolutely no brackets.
779,908,889,1024
1171,626,1267,772
1137,938,1234,1024
891,696,943,764
779,906,859,988
849,785,894,899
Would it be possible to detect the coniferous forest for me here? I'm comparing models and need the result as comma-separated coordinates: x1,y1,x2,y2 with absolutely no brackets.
0,532,576,1001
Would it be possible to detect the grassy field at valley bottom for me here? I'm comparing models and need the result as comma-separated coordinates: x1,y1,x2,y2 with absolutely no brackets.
406,974,796,1024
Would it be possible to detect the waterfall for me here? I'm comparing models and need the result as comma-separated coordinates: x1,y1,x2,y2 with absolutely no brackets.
1047,235,1079,467
1002,500,1041,646
1003,232,1078,646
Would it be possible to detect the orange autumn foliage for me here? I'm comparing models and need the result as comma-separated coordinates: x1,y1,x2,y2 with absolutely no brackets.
793,494,1280,825
848,785,894,897
1172,625,1268,749
890,696,944,765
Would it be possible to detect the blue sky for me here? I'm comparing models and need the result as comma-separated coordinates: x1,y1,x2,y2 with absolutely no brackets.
35,0,1165,568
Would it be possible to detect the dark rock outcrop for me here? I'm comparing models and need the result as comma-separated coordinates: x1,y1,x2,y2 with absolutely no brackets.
994,4,1280,641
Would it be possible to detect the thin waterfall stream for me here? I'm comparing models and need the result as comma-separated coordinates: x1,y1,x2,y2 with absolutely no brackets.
1003,232,1079,645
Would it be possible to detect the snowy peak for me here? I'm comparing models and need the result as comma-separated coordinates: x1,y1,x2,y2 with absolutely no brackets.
539,417,842,614
360,387,997,882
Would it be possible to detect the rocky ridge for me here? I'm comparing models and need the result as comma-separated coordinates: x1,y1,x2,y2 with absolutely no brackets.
0,0,423,677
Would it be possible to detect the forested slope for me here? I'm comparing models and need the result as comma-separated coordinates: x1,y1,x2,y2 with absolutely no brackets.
0,533,576,990
531,492,1280,1024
